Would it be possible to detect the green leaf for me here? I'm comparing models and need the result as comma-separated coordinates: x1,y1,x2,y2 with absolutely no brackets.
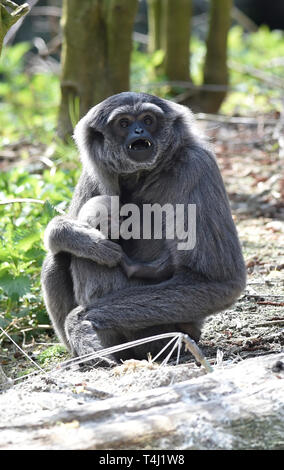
0,273,31,299
16,231,41,251
0,248,10,262
43,200,58,219
0,263,11,276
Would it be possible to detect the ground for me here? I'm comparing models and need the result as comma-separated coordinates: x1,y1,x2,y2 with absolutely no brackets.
201,115,284,363
0,114,283,429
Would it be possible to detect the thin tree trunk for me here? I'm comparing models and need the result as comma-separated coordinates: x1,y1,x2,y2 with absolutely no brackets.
104,0,138,97
162,0,192,83
147,0,163,54
58,0,103,138
58,0,138,139
147,0,192,85
201,0,232,112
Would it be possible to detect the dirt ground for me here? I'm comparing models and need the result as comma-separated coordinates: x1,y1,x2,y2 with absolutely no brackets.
0,115,283,429
201,116,284,363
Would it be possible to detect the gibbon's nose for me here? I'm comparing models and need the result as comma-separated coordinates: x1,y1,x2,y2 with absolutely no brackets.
134,127,144,135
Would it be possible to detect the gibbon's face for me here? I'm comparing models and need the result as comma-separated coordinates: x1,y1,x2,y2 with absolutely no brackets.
107,105,162,163
74,92,191,174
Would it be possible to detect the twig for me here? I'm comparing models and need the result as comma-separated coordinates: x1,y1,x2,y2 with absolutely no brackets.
0,198,66,215
0,197,45,205
215,132,278,147
257,301,284,307
245,294,284,300
255,320,284,327
231,6,258,32
182,335,213,373
30,6,61,17
247,281,283,285
195,113,277,126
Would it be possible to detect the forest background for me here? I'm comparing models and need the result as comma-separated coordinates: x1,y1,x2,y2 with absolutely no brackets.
0,0,283,381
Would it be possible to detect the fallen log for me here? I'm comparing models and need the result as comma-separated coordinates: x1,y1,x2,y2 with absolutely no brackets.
0,353,283,450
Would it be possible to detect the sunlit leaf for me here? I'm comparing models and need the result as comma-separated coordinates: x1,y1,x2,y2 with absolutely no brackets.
0,273,31,299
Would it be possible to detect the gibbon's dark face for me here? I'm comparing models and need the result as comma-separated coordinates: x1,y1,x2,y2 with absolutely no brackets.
74,92,193,175
110,111,157,163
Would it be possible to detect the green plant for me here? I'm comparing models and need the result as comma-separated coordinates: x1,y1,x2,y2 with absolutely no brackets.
36,344,68,365
0,166,79,340
0,43,60,143
223,26,284,113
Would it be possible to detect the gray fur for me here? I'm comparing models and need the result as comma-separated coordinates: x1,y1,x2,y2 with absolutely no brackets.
76,194,173,281
41,92,246,361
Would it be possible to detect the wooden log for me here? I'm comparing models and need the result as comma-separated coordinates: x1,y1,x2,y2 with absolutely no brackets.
0,353,283,449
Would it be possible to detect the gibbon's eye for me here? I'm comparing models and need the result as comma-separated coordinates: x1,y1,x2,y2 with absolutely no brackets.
119,118,129,128
144,115,153,126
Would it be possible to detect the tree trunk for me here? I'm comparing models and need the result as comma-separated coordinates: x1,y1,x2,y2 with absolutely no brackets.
58,0,138,139
58,0,103,138
162,0,192,83
147,0,192,85
147,0,163,53
200,0,232,113
104,0,138,97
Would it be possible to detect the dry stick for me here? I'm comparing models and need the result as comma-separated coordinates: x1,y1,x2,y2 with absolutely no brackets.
195,113,277,126
245,294,284,300
183,334,213,373
30,6,61,17
255,320,284,327
176,335,183,365
231,6,258,32
247,281,283,285
257,301,284,307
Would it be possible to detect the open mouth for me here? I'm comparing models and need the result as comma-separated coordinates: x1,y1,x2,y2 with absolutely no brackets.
128,139,152,151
